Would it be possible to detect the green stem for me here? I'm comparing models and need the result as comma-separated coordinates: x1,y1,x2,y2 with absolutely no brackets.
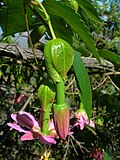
79,101,84,110
34,0,56,39
56,76,65,105
41,105,50,134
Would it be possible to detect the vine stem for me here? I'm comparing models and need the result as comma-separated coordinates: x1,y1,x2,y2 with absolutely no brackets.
24,1,38,65
34,0,56,39
56,76,65,105
41,104,50,134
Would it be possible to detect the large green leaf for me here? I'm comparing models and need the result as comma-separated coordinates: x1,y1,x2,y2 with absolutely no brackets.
76,0,100,23
99,49,120,65
73,50,92,120
0,0,34,36
43,0,100,62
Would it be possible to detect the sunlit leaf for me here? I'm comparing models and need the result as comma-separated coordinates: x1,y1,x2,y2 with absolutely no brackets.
76,0,101,23
73,50,92,120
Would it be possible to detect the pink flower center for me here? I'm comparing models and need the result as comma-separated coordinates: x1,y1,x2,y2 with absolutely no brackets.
32,126,41,133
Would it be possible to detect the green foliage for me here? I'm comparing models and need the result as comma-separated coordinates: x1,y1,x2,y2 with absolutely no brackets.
0,0,34,36
0,0,120,159
104,152,112,160
76,0,100,23
99,49,120,65
73,50,92,120
43,0,100,61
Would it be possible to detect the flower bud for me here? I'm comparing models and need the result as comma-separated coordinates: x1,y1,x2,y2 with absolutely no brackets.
53,103,70,140
38,81,56,110
16,94,28,104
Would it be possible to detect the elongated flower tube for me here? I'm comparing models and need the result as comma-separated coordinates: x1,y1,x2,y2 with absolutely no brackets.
53,103,70,140
7,111,56,144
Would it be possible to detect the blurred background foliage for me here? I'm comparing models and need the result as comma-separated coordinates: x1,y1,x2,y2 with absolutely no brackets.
0,0,120,159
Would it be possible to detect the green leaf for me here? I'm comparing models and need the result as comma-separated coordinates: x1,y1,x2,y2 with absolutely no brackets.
43,0,100,62
76,0,101,23
99,49,120,65
77,46,90,57
104,152,112,160
0,0,34,36
76,43,91,57
73,50,92,120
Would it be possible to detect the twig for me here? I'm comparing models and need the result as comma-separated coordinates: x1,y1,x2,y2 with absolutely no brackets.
65,77,75,90
63,136,70,159
107,75,120,90
93,71,120,90
19,77,46,112
16,46,27,60
70,135,89,153
70,136,79,156
20,93,33,112
93,77,108,90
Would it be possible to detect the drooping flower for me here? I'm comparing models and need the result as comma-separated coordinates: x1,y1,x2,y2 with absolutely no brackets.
16,93,28,104
7,111,56,144
73,109,95,130
53,103,71,140
89,147,104,160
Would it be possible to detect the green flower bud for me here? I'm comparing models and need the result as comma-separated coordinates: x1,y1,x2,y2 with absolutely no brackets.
44,38,74,82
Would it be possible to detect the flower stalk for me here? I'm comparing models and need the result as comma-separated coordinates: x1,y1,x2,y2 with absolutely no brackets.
56,76,65,105
41,105,50,135
32,0,56,39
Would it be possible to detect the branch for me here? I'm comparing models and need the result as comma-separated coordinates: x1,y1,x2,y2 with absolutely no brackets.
0,42,115,71
0,42,43,60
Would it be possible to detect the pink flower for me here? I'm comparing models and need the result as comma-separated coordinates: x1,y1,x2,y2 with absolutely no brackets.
16,94,28,104
89,147,104,160
53,103,71,140
7,111,56,144
73,109,95,130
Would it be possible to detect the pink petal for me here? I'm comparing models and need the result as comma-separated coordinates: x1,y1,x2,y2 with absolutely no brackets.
79,116,87,130
39,135,56,144
68,131,73,135
7,123,27,133
79,121,85,130
21,132,34,141
72,122,79,128
17,111,39,129
21,131,56,144
11,114,17,122
49,119,55,131
90,120,95,128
